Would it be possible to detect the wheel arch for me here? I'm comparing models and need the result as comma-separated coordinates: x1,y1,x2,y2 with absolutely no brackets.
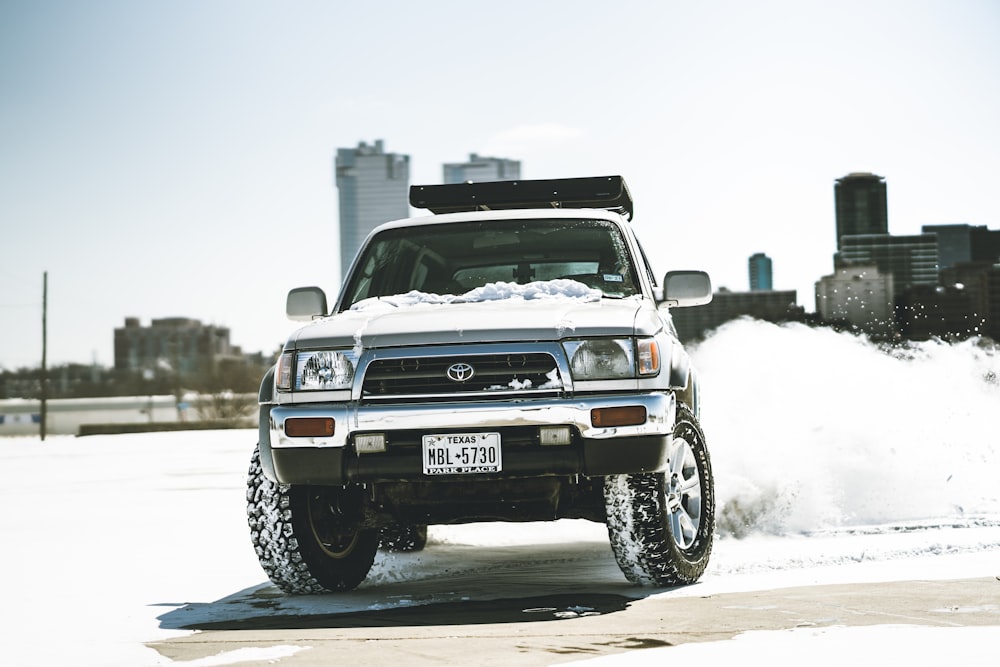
257,366,278,482
668,345,699,418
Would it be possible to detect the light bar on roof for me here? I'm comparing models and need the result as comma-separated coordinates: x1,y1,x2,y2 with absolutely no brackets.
409,175,634,220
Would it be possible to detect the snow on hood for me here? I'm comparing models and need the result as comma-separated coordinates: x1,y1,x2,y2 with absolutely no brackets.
290,280,654,350
349,279,603,312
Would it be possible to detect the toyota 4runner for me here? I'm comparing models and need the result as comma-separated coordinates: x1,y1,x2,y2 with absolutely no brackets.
247,175,715,593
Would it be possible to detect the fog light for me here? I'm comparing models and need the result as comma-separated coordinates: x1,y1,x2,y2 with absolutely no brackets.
539,426,572,446
591,406,647,428
355,433,387,454
285,417,335,437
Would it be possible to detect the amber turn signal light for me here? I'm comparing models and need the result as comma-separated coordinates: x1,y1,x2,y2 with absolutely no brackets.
285,417,335,437
591,406,647,428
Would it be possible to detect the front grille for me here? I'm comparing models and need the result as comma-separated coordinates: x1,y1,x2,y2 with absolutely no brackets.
362,353,560,398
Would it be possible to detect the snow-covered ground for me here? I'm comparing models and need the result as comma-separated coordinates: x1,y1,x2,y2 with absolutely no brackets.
1,319,998,666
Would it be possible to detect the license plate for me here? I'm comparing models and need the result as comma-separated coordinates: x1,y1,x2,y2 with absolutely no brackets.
422,432,502,475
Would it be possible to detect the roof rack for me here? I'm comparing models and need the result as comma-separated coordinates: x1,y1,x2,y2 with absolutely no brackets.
409,175,633,220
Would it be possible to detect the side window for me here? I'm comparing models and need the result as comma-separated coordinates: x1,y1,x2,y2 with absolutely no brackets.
342,239,420,308
635,238,658,287
343,248,382,305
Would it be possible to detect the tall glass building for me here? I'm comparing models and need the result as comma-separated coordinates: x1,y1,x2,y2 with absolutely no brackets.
834,172,888,249
443,153,520,184
335,140,410,277
748,252,773,291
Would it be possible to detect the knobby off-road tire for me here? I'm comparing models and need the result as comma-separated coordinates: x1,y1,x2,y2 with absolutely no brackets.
380,523,429,552
604,403,715,586
246,445,379,594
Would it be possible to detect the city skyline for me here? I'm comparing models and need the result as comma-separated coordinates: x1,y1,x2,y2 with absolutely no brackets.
15,183,1000,371
3,1,999,367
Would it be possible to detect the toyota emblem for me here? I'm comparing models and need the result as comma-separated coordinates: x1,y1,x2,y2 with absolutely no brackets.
446,362,475,382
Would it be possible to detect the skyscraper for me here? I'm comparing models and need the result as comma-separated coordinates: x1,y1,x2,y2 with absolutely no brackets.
335,140,410,276
837,233,939,300
922,223,1000,269
443,153,521,184
748,252,773,291
834,172,888,249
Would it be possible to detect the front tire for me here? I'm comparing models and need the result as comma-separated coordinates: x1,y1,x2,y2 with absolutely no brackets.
604,403,715,586
246,445,378,594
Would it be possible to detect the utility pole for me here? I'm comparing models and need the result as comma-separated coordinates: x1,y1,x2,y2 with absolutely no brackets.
40,271,48,441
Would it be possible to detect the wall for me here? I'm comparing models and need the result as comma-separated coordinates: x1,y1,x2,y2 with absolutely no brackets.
0,395,250,436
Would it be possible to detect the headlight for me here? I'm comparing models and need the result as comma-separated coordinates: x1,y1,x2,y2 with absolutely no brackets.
563,338,661,380
293,350,356,391
565,339,634,380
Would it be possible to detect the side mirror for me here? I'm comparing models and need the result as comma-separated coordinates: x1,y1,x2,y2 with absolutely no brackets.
662,271,712,307
286,286,328,321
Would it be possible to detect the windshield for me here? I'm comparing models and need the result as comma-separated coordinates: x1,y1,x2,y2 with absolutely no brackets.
340,218,640,310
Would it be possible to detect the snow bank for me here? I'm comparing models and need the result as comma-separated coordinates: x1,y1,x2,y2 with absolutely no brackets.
692,319,1000,534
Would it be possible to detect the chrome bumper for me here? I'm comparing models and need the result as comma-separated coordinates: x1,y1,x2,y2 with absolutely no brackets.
267,392,676,449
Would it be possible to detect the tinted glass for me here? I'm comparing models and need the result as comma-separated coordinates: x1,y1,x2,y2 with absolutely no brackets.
341,218,639,309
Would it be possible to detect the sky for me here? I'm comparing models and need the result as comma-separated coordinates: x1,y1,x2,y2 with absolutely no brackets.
2,320,998,664
2,0,999,368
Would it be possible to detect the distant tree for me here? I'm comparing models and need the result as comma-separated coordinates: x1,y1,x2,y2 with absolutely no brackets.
189,356,268,425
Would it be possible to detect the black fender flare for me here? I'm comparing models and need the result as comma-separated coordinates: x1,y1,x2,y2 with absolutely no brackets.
668,345,699,417
257,366,278,482
669,343,691,391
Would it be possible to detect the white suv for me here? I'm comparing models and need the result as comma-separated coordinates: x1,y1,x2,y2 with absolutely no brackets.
247,176,715,593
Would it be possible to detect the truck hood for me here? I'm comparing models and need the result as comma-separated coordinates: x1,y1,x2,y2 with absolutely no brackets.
288,297,663,350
